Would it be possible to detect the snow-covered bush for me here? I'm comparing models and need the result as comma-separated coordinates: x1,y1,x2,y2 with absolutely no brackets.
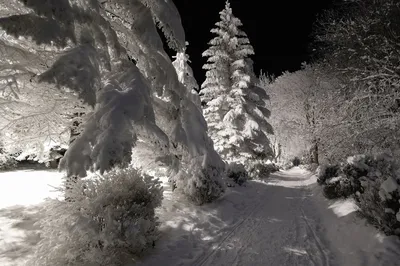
317,164,341,185
301,152,313,165
28,167,163,266
279,160,293,170
292,157,301,166
12,144,68,169
347,153,400,235
246,161,276,179
341,155,370,194
323,176,353,199
318,153,400,235
175,155,225,205
318,164,353,199
226,162,248,186
265,162,280,173
301,163,319,172
0,152,17,171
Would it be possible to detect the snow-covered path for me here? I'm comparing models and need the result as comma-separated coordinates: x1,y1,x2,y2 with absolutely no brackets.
137,167,400,266
194,178,327,266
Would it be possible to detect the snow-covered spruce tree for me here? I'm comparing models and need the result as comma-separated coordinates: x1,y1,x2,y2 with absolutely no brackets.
200,1,273,166
0,1,224,204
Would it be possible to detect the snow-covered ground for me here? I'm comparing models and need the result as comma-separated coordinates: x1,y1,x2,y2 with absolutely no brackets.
0,170,63,266
1,167,400,266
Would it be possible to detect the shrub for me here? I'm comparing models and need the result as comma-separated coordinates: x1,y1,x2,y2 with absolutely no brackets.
266,162,280,173
174,155,225,205
27,167,163,266
247,162,278,180
301,152,313,165
356,176,400,235
348,153,400,235
280,161,293,170
323,176,353,199
304,163,318,172
0,153,17,171
317,164,341,185
292,157,301,166
318,153,400,236
226,162,248,185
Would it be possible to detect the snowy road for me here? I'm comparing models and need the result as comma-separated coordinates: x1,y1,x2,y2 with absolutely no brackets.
137,167,400,266
193,178,329,266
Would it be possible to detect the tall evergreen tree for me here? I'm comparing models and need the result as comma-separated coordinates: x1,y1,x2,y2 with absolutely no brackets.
200,1,273,162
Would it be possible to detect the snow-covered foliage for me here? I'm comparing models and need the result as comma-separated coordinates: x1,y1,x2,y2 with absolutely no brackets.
0,152,16,170
225,162,248,186
245,160,275,180
0,0,224,203
346,154,400,235
0,55,85,160
27,167,163,266
0,0,90,157
0,138,16,170
323,175,354,199
318,153,400,235
317,164,341,185
174,155,225,205
200,1,273,163
172,43,201,108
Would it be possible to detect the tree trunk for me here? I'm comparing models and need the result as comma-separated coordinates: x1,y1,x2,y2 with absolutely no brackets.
305,98,319,165
310,138,319,165
65,110,85,202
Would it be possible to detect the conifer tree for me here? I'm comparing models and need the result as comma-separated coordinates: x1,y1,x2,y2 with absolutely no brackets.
201,1,273,162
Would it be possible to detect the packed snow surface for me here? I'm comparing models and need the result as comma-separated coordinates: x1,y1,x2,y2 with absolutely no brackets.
1,167,399,265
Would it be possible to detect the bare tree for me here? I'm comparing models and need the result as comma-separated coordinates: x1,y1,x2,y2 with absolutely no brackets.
312,0,400,161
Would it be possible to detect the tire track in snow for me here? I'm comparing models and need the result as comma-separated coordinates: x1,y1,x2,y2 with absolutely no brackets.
196,181,322,266
290,194,318,266
300,195,331,266
193,188,269,266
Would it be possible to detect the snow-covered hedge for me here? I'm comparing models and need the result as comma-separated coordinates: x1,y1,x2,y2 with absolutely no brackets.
316,164,353,199
0,153,17,171
317,164,341,185
346,154,400,235
301,163,319,172
28,167,163,266
246,161,277,179
292,156,301,166
174,155,225,205
226,162,248,186
318,153,400,236
322,176,354,199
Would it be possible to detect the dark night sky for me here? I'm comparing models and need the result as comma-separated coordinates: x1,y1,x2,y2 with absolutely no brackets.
170,0,336,84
